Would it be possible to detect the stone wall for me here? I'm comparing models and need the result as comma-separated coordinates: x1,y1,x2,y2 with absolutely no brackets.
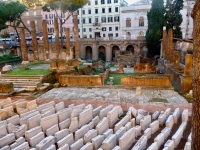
68,60,80,66
134,64,156,74
0,82,14,93
121,75,172,87
58,75,103,85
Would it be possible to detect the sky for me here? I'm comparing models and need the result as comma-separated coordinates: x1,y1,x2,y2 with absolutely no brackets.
126,0,138,5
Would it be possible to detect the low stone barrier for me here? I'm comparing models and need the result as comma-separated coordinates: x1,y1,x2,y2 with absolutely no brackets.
0,82,14,93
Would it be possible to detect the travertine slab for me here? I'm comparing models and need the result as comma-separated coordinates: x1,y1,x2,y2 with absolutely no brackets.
131,135,147,150
84,129,97,144
182,109,189,122
20,111,40,125
12,142,29,150
184,142,191,150
25,126,42,142
107,107,119,127
7,123,18,133
103,129,113,138
144,128,151,139
149,120,159,134
28,114,41,129
41,111,53,118
92,116,100,127
57,133,74,148
79,108,93,127
26,100,37,107
146,142,158,150
140,115,151,131
96,117,109,135
46,144,56,150
115,127,126,142
75,125,89,141
135,125,141,137
164,139,174,150
6,115,20,125
37,101,55,113
40,114,58,132
0,145,10,150
27,104,37,111
85,104,93,110
125,122,131,131
92,135,104,150
187,132,192,142
154,133,165,149
69,117,79,133
20,110,37,118
166,115,174,130
41,106,55,114
158,111,167,126
30,132,45,147
70,138,83,150
12,124,27,138
0,125,7,138
71,109,83,119
57,108,72,122
73,104,85,110
93,106,102,118
46,124,59,136
59,118,71,130
55,129,69,143
88,121,94,130
0,133,15,148
80,142,93,150
68,104,74,109
112,146,121,150
0,121,7,128
131,118,135,127
102,134,117,150
58,144,69,150
10,137,25,149
119,128,135,150
129,107,137,117
55,102,65,112
99,105,113,120
36,135,55,150
114,115,129,133
136,114,143,124
161,127,170,140
152,111,159,120
173,108,180,123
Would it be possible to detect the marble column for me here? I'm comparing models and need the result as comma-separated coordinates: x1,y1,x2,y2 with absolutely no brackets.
54,17,60,58
184,54,192,76
42,20,49,59
20,28,28,61
66,28,70,55
30,21,38,60
73,12,80,59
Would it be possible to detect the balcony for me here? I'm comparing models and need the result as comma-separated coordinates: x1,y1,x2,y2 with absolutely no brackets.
93,22,101,26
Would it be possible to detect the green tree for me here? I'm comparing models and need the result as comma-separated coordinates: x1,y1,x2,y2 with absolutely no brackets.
164,0,183,38
146,0,165,56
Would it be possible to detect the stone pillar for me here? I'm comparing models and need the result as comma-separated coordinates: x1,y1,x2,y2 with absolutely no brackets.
162,28,167,59
20,28,28,61
174,51,180,69
73,12,80,59
106,45,112,62
42,20,49,59
54,17,60,58
93,44,98,60
184,54,192,76
30,21,38,60
66,28,70,55
168,28,173,63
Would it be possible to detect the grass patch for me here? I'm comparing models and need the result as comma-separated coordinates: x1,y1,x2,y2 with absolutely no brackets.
0,54,21,62
6,69,50,75
149,98,169,103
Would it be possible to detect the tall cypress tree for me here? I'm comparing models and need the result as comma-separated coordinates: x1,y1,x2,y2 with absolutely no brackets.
146,0,165,56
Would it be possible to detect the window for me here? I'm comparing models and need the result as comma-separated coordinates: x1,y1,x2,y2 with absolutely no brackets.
139,17,144,26
101,17,106,22
83,18,85,24
108,17,113,22
89,28,92,32
126,32,131,38
103,34,106,37
115,26,118,31
88,9,91,14
102,8,105,13
126,18,131,27
49,14,53,19
78,19,79,24
89,18,92,23
116,33,118,37
61,13,65,18
95,18,98,22
107,0,111,4
101,0,105,4
95,0,98,5
109,27,112,31
78,28,80,32
90,35,92,38
102,27,106,31
83,35,87,38
49,20,53,24
77,10,79,15
83,28,86,32
115,7,118,12
45,14,48,19
54,14,56,18
82,10,85,15
95,9,98,14
108,8,112,13
114,0,118,3
114,16,119,22
50,28,54,33
88,1,91,5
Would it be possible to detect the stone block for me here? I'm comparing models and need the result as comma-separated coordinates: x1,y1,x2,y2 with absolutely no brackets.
0,109,9,120
28,114,41,129
75,125,89,141
55,129,69,142
55,102,65,112
115,127,126,142
71,108,83,118
84,129,97,144
0,133,15,148
16,101,27,109
46,145,56,150
41,106,55,114
7,123,18,133
27,104,37,111
20,109,38,118
80,142,93,150
102,134,117,150
30,132,45,147
37,101,55,113
69,117,79,133
10,137,25,149
36,135,55,150
126,111,132,120
136,114,143,125
40,114,58,132
188,132,192,142
154,133,165,149
152,111,160,120
144,128,151,139
58,144,69,150
129,107,137,117
125,122,131,131
131,135,147,150
158,111,167,126
100,105,113,120
103,129,113,139
135,125,141,138
92,116,100,127
26,100,36,107
46,124,59,136
0,125,7,138
85,104,93,110
25,126,42,142
173,108,180,123
166,115,174,130
73,104,85,110
96,117,109,135
0,82,13,93
149,120,159,134
184,142,191,150
161,127,170,140
20,111,40,125
165,108,171,118
112,146,121,150
88,121,94,130
41,111,53,118
164,139,174,150
70,138,83,150
12,142,29,150
93,106,102,118
0,145,10,150
6,115,20,125
119,128,135,150
92,135,104,150
59,118,71,130
114,115,129,133
68,104,74,108
57,108,72,123
131,118,135,127
146,142,158,150
182,109,189,122
107,107,119,127
0,121,7,128
79,108,93,127
12,124,27,139
57,133,74,148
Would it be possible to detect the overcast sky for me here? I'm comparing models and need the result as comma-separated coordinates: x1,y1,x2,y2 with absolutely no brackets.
126,0,138,5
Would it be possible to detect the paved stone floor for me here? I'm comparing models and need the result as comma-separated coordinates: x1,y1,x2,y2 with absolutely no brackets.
38,87,189,105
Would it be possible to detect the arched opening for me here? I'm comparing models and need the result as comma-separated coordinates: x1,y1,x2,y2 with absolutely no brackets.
139,17,144,26
85,46,92,61
112,45,120,61
98,46,106,61
126,18,131,27
126,45,134,54
126,32,131,39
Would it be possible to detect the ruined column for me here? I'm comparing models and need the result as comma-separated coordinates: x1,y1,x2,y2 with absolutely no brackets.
184,54,192,76
20,28,28,61
54,17,60,58
66,28,70,55
168,28,173,64
162,27,167,59
30,21,38,60
174,51,180,69
73,12,80,59
106,45,112,62
42,20,49,59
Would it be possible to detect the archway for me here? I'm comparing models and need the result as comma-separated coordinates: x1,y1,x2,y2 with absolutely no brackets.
112,45,120,61
126,45,134,54
85,46,92,61
98,46,106,61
